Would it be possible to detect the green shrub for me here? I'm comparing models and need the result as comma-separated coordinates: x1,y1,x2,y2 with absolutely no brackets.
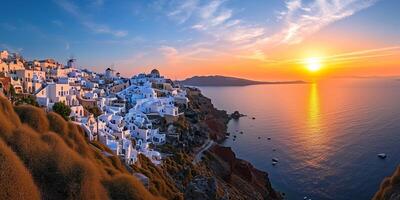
52,102,71,120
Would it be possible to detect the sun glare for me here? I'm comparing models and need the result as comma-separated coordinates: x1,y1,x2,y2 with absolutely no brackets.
305,57,322,72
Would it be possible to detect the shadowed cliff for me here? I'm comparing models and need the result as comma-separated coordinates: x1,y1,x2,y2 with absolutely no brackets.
374,166,400,200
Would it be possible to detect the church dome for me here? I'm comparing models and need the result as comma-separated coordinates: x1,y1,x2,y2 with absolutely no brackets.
150,69,160,77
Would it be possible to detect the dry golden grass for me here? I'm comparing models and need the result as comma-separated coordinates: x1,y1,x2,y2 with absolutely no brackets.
0,139,41,200
0,96,162,200
132,154,183,200
103,174,164,200
0,97,20,139
47,112,69,136
14,105,49,133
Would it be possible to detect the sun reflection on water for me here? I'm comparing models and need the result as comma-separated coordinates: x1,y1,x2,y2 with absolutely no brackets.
308,83,320,133
303,83,326,169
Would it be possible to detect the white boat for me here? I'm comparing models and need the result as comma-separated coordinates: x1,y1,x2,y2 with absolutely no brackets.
377,153,387,159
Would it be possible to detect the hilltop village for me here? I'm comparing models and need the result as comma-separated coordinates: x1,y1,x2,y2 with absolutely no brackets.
0,49,192,166
0,49,282,200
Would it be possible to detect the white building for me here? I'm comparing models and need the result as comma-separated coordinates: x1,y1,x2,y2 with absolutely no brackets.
36,83,76,107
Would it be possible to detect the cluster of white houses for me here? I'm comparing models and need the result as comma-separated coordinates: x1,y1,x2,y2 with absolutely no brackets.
0,50,189,165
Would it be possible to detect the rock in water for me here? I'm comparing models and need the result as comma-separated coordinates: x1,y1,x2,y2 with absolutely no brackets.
231,111,245,119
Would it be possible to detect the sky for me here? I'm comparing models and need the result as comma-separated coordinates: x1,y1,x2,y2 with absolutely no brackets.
0,0,399,80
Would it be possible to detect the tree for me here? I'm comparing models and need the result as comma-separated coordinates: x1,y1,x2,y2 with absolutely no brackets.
15,95,39,107
85,106,102,118
9,85,16,103
52,102,71,121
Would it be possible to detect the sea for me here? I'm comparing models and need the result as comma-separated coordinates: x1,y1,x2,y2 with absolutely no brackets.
197,78,400,200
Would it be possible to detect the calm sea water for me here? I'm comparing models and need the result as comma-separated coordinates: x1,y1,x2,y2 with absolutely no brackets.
198,78,400,200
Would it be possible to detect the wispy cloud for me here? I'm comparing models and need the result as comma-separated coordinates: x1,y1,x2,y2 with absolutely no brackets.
275,0,378,44
51,20,64,27
54,0,128,37
161,0,266,45
65,42,70,50
90,0,105,7
261,45,400,66
0,23,17,31
157,0,379,62
0,44,23,53
167,0,199,24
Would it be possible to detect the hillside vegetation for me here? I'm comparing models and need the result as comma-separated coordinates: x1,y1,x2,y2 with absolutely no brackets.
374,166,400,200
0,96,162,200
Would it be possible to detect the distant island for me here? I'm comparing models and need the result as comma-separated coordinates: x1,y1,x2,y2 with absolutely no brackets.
180,75,306,86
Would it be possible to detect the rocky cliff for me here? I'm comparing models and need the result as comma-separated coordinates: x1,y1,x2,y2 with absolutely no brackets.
374,166,400,200
174,87,281,199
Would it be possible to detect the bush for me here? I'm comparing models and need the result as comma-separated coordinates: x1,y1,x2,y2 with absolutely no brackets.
14,105,49,133
14,95,39,107
0,139,40,200
0,96,20,138
86,106,102,117
47,112,69,136
131,154,183,200
52,102,71,120
103,174,160,200
0,98,160,200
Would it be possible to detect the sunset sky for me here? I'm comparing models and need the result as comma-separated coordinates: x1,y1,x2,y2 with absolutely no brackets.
0,0,399,80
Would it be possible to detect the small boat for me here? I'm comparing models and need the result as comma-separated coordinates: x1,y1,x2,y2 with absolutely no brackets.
377,153,387,159
267,137,271,140
272,158,279,162
272,161,278,166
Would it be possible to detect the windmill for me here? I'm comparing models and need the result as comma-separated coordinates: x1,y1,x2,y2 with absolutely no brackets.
67,54,76,68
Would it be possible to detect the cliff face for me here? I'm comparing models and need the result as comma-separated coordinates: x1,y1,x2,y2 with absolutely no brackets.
185,87,230,142
180,87,281,200
374,166,400,200
201,145,281,200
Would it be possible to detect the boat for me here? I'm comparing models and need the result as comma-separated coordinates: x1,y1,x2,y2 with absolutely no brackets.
272,158,279,162
377,153,387,159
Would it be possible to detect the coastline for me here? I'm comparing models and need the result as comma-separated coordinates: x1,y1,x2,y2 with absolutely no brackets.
185,86,282,199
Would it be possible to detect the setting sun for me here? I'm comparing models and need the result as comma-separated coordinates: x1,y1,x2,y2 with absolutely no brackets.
305,57,323,72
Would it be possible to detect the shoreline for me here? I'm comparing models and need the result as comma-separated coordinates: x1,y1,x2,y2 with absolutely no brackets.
187,86,282,199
